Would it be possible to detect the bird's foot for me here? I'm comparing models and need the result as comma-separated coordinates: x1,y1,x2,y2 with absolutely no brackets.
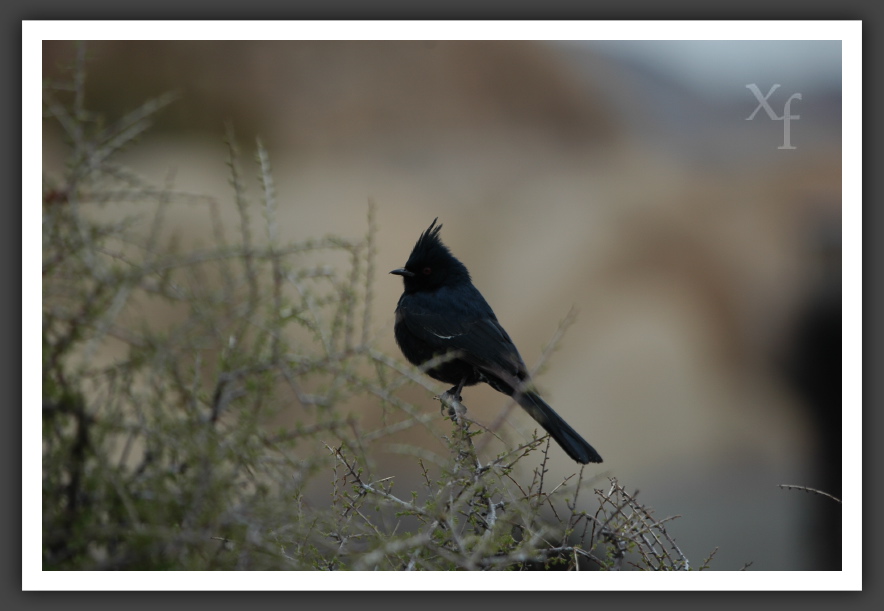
445,385,463,403
438,390,466,419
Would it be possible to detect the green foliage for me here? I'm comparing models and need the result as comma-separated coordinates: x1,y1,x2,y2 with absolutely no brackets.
42,44,704,571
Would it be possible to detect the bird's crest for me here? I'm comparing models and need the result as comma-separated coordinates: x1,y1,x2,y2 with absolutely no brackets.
404,218,471,283
410,218,445,261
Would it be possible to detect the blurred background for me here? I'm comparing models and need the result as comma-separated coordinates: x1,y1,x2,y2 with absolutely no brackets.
42,40,842,570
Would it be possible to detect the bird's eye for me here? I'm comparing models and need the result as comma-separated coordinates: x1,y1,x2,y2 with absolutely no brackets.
422,267,432,275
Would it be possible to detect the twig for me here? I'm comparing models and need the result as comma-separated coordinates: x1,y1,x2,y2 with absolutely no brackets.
778,484,842,504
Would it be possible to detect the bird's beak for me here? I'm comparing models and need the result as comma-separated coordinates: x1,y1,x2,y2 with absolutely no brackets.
390,267,414,277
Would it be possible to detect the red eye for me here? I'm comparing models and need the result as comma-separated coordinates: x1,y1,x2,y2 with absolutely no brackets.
422,267,432,275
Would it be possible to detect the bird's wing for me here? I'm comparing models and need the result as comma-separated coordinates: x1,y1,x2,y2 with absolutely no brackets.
399,303,529,382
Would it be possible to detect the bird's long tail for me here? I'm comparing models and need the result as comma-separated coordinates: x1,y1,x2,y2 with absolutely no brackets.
515,391,602,464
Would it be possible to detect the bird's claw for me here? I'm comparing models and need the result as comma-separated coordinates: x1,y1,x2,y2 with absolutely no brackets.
438,391,465,419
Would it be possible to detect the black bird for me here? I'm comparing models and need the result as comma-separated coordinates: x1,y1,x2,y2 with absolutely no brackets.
390,219,602,464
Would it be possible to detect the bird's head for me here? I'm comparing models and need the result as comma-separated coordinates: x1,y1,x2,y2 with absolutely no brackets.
390,218,471,292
